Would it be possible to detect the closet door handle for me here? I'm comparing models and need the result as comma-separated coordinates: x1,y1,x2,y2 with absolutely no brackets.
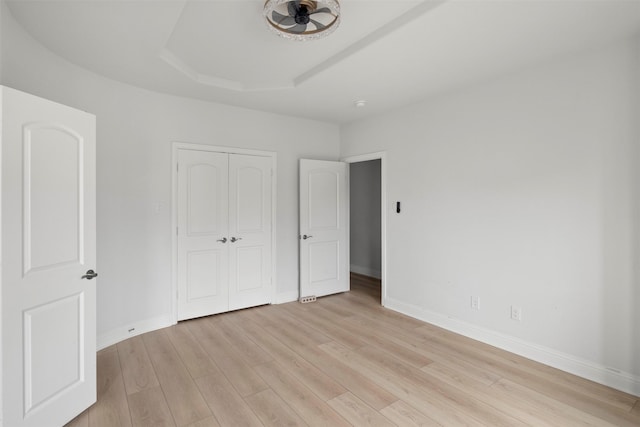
82,270,98,280
301,235,313,240
230,237,242,243
217,237,227,243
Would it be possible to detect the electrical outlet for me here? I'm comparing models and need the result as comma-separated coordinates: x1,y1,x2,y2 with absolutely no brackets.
471,296,480,310
511,305,522,321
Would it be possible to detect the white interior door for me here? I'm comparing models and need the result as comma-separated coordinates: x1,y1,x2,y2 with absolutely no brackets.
299,159,349,299
1,86,97,426
177,149,229,320
228,154,272,311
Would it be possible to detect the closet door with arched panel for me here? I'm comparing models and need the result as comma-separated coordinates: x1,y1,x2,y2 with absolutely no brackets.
176,150,229,320
228,154,272,311
175,147,273,320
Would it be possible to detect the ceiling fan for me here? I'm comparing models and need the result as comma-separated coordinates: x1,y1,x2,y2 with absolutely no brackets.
264,0,341,41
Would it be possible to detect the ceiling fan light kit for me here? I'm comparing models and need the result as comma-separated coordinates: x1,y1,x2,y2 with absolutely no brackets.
264,0,340,41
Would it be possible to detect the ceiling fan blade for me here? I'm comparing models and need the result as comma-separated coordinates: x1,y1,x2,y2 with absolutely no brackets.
289,23,307,33
309,7,332,15
309,19,326,31
272,11,296,26
288,1,300,17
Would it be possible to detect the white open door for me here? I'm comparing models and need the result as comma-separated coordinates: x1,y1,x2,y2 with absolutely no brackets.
299,159,349,299
1,86,97,426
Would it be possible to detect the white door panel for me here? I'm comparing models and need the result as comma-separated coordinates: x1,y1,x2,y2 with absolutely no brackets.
1,86,96,426
186,249,224,300
308,170,340,229
177,150,229,320
309,241,340,283
300,159,348,299
24,124,82,273
229,154,272,311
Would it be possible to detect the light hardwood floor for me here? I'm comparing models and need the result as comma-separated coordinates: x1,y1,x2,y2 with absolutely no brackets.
67,273,640,426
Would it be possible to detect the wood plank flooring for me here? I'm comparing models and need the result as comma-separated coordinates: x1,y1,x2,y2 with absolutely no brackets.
67,273,640,426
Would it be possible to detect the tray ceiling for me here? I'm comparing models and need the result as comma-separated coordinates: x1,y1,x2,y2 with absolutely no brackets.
6,0,640,124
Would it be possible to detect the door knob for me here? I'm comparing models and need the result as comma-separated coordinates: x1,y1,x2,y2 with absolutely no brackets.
230,237,242,243
302,235,313,240
82,269,98,280
217,237,228,243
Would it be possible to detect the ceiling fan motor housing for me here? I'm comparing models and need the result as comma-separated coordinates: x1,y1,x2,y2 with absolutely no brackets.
299,0,318,12
264,0,341,41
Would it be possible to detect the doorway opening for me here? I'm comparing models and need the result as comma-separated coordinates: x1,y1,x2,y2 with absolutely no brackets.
344,152,386,306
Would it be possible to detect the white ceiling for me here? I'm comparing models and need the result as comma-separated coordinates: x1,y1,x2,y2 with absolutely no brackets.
6,0,640,124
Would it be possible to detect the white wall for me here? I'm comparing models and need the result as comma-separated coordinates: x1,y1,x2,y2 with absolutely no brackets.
350,160,381,278
1,4,340,347
3,0,640,395
341,39,640,394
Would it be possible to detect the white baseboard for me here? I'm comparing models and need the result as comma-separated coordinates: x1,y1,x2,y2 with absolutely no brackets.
350,264,381,279
97,314,175,351
385,297,640,396
97,291,299,350
275,290,299,304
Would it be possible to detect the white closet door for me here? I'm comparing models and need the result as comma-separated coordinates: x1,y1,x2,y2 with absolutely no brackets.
1,86,97,426
177,150,229,320
228,154,272,311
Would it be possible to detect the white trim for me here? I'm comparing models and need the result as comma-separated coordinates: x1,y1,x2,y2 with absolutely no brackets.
97,314,174,351
0,88,4,423
345,163,350,297
270,158,278,307
342,152,387,307
171,142,277,324
171,144,179,324
350,264,381,279
172,141,278,157
160,48,295,92
385,297,640,396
